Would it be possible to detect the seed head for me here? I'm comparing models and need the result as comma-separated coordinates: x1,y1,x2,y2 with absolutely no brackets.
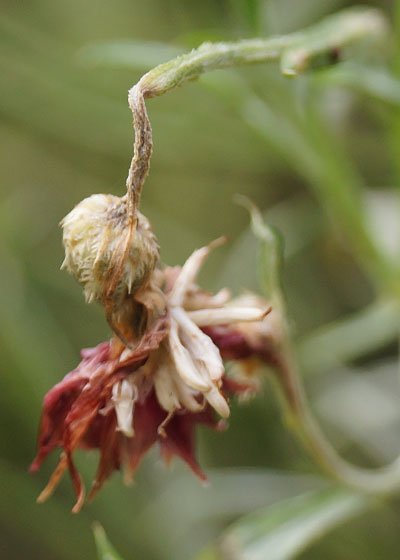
61,194,159,306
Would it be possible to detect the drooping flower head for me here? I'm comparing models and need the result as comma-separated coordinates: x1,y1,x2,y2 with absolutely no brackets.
31,236,279,512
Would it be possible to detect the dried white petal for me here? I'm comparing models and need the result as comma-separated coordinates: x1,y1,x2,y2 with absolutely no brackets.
205,386,230,418
120,347,134,362
153,363,181,413
169,238,226,306
172,307,224,382
169,319,211,392
187,306,271,327
184,287,232,310
112,379,137,437
170,370,204,412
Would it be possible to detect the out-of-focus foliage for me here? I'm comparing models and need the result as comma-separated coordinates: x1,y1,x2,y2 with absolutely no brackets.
198,487,372,560
1,1,400,559
93,523,124,560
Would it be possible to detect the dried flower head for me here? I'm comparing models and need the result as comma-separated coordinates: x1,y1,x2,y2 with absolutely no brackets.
61,193,159,308
31,239,278,512
32,55,281,513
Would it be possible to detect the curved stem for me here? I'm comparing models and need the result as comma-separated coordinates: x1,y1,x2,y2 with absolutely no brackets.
272,340,400,495
126,86,152,225
125,7,386,220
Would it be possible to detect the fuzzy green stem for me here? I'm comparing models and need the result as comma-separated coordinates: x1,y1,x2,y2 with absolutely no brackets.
125,6,387,219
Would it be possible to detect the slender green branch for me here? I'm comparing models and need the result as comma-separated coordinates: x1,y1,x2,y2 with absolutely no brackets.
244,191,400,496
125,7,387,220
272,344,400,495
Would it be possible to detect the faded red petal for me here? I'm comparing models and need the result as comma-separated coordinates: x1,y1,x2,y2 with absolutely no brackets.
36,452,69,504
31,315,169,510
222,375,258,396
32,312,261,511
203,325,276,364
67,451,85,514
31,341,112,471
88,412,121,501
121,390,165,483
30,376,87,471
119,391,222,484
160,406,222,481
202,326,254,360
80,341,111,361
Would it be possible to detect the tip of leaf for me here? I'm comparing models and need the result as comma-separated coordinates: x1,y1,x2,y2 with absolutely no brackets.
233,193,254,211
92,522,124,560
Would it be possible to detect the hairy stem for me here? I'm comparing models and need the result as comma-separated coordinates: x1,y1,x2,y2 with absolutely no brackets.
125,7,386,220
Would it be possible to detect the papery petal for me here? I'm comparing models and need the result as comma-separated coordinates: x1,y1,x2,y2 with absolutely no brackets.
80,341,110,361
169,238,226,306
187,306,271,327
30,376,87,471
172,307,224,382
184,287,231,310
112,379,136,437
160,408,219,481
32,316,169,506
168,368,204,412
36,452,69,503
36,449,85,514
67,452,85,514
204,386,230,418
222,375,259,396
169,318,211,392
88,412,121,501
201,326,255,360
153,362,181,413
121,390,165,483
202,325,276,364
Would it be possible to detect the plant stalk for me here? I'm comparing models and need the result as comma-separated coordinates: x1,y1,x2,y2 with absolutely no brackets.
125,7,387,221
271,335,400,495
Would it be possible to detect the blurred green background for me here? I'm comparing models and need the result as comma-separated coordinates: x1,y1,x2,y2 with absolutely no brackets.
2,0,400,558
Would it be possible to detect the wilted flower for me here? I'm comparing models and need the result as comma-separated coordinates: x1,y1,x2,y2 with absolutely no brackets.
61,194,160,345
61,194,159,305
30,238,278,512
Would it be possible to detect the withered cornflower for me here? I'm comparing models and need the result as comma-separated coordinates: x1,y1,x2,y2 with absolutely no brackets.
31,238,277,512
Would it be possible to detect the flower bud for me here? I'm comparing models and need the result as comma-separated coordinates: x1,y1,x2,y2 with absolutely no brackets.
61,194,159,306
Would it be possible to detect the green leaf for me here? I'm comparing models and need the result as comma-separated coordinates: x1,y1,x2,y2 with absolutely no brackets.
319,63,400,106
230,0,261,34
205,487,372,560
235,195,284,307
93,523,125,560
79,40,183,70
298,299,400,377
195,545,223,560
